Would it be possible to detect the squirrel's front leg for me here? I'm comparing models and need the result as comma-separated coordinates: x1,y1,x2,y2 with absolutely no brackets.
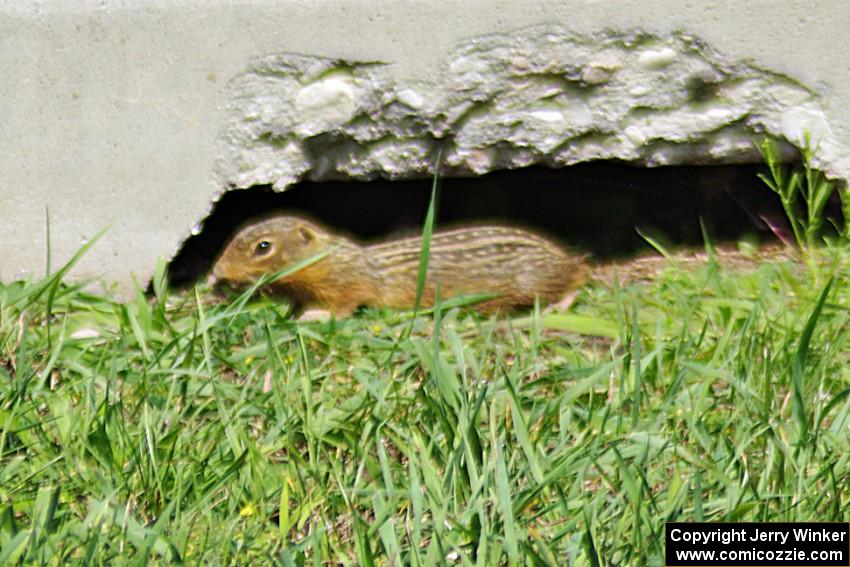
296,302,358,322
297,308,334,322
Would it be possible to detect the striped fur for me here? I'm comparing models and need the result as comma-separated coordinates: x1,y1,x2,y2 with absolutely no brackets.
368,226,586,311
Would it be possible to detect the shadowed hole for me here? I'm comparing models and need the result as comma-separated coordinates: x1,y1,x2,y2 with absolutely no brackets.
166,161,841,288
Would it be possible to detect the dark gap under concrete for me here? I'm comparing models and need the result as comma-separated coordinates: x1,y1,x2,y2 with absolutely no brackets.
167,161,830,288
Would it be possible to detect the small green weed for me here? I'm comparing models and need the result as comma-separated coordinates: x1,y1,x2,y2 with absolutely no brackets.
758,134,848,281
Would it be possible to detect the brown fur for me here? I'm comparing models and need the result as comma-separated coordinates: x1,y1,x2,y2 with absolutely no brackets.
212,215,588,316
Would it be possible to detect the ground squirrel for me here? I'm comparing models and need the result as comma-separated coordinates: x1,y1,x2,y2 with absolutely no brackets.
212,215,588,318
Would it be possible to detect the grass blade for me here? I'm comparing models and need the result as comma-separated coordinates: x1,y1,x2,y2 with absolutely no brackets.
412,149,442,315
792,277,833,446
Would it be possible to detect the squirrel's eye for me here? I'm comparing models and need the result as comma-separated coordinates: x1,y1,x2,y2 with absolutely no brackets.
254,240,273,256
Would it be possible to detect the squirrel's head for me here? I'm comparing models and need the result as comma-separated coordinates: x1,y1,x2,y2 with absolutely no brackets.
212,215,327,284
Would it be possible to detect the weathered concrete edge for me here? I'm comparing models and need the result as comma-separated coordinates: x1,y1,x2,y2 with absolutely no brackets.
1,1,848,291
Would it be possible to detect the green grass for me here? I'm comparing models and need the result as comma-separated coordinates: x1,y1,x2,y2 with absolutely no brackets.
2,241,850,565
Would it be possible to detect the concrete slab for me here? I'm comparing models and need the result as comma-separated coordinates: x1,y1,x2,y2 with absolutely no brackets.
2,0,848,289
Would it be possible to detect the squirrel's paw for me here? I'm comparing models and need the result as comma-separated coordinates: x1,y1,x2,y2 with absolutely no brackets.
544,290,579,314
297,308,334,323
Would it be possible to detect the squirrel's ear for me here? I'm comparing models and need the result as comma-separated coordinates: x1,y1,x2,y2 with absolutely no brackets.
298,225,316,243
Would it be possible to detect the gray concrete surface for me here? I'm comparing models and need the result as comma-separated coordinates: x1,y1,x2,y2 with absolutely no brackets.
1,1,848,289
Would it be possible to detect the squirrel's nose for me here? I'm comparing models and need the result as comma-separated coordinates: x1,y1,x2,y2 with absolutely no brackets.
210,260,226,281
208,263,224,285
